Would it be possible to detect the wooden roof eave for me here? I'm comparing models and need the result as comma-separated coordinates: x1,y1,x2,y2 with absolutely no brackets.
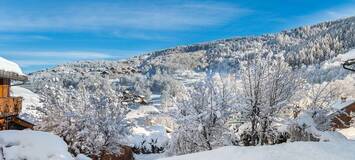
0,70,28,82
13,117,35,129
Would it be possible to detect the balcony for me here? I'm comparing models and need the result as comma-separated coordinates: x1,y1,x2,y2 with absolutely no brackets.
0,97,22,118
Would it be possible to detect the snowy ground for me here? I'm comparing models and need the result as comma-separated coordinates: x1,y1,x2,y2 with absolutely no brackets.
127,94,170,152
0,130,74,160
133,131,355,160
159,141,355,160
135,153,165,160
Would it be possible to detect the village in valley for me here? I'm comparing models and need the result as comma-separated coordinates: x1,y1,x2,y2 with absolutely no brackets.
1,1,355,160
0,43,355,160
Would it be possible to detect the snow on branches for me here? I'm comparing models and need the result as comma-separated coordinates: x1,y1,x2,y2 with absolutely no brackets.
168,74,238,155
35,75,130,156
237,54,302,145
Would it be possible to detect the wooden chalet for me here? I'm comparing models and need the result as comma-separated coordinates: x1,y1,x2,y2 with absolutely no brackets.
330,98,355,129
0,69,34,130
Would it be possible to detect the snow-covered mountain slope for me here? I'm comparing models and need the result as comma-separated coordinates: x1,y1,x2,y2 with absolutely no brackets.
31,16,355,77
138,16,355,73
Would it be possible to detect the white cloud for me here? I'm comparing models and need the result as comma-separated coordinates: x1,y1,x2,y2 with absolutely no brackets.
0,34,50,41
0,1,250,31
111,31,172,41
5,51,114,59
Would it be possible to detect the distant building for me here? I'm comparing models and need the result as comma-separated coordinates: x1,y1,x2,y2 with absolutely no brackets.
329,98,355,129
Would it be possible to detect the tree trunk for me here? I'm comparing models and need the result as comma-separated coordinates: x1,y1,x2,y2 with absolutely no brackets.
202,126,212,150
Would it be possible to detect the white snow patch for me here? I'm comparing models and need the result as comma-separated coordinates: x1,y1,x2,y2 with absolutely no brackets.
337,127,355,140
76,154,91,160
0,130,74,160
339,49,355,60
0,57,24,75
11,86,42,123
160,141,355,160
322,49,355,69
331,99,355,110
134,153,165,160
127,105,160,119
129,125,170,150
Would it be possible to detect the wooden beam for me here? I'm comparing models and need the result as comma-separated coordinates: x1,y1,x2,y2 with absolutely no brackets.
0,70,28,82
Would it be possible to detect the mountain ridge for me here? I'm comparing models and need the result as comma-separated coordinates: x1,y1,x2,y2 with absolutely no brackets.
29,16,355,79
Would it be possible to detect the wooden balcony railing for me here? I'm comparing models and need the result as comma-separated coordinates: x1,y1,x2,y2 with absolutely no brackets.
0,97,22,118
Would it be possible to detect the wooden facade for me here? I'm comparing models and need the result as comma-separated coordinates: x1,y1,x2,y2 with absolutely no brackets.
0,71,33,130
0,78,10,97
331,102,355,129
91,146,134,160
0,97,22,117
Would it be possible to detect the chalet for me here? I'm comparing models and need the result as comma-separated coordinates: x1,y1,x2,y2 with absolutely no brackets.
329,98,355,129
0,58,34,130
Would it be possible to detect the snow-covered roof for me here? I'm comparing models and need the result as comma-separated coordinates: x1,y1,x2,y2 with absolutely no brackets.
331,99,355,110
339,49,355,61
0,57,24,75
0,57,27,81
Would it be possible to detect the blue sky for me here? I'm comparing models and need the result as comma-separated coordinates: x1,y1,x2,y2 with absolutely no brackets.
1,0,355,73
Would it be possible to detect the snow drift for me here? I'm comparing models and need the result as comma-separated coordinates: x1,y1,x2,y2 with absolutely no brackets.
0,130,74,160
160,141,355,160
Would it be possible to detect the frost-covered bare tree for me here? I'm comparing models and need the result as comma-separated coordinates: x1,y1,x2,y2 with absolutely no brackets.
151,71,186,111
169,74,238,155
238,53,301,145
290,69,349,131
35,75,130,156
309,82,349,130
